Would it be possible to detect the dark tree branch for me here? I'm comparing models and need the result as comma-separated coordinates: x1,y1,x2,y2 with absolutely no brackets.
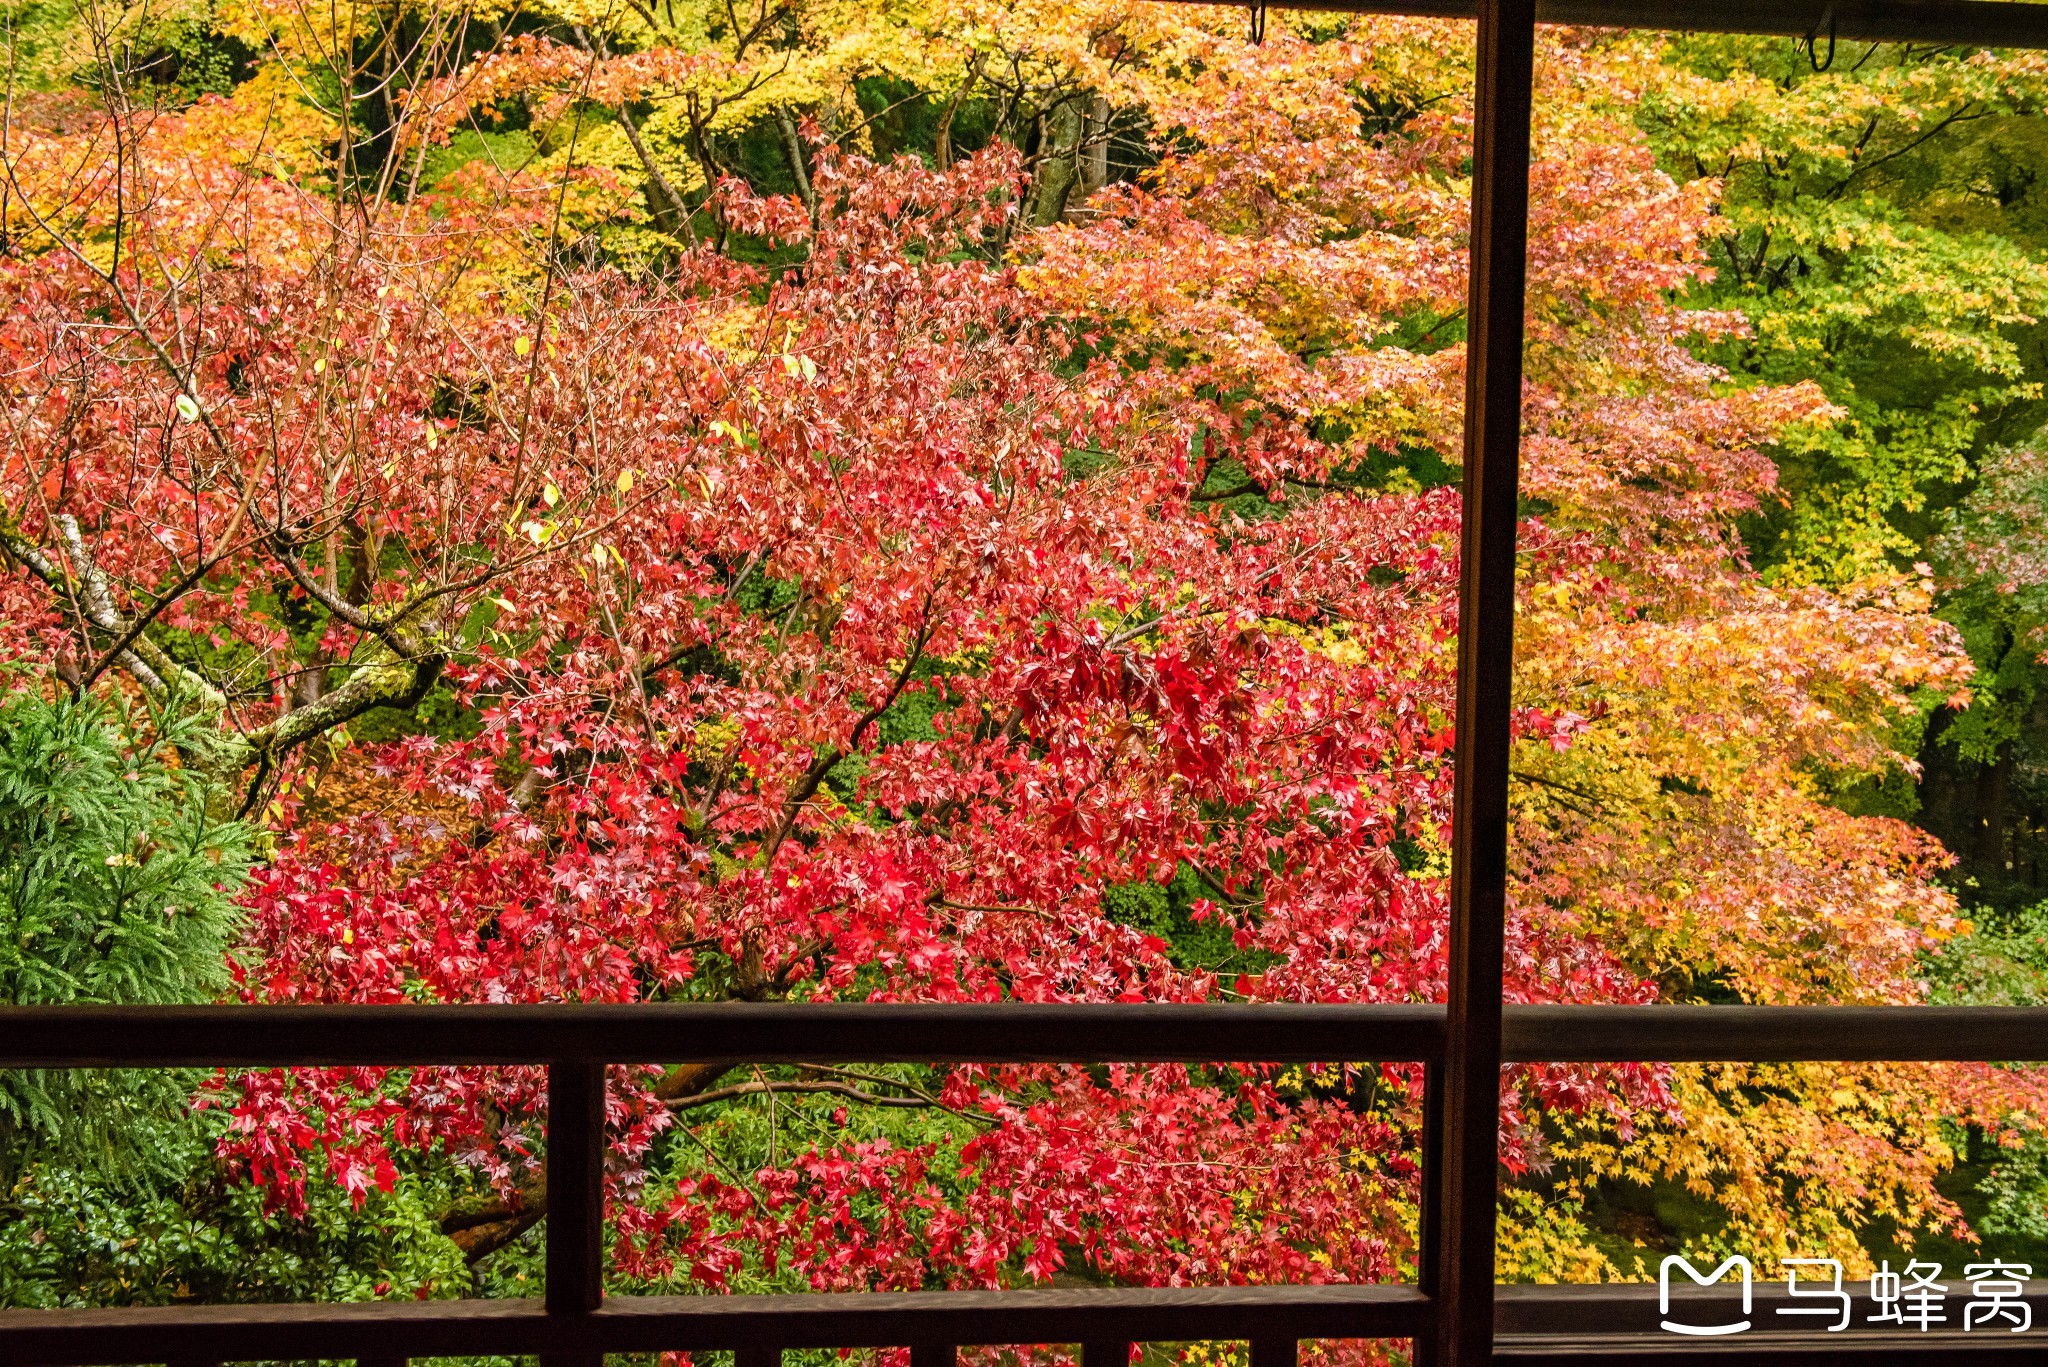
761,596,937,863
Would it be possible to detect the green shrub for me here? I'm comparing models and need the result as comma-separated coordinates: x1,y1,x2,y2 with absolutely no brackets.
0,686,254,1185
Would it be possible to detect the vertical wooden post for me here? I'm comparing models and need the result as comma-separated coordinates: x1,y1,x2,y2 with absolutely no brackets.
1434,0,1536,1360
542,1058,607,1367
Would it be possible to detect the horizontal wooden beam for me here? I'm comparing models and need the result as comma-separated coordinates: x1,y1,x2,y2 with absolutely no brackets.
1490,1344,2048,1360
0,1285,1428,1364
1496,1282,2048,1335
1159,0,2048,48
1495,1339,2048,1363
1503,1004,2048,1061
0,1002,1446,1066
9,1002,2048,1067
13,1282,2048,1364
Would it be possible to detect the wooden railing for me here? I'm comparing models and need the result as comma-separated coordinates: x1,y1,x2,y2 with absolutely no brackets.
8,1002,2048,1364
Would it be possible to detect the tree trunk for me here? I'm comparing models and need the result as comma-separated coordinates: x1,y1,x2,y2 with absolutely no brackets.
1082,96,1109,194
438,1061,736,1262
1028,100,1085,227
776,107,817,215
1981,748,2012,871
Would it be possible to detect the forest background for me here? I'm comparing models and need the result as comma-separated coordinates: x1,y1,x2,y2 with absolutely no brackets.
3,0,2048,1346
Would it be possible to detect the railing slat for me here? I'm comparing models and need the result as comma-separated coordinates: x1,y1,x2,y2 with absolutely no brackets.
542,1058,609,1367
1413,1060,1443,1367
1249,1335,1298,1367
1081,1339,1130,1367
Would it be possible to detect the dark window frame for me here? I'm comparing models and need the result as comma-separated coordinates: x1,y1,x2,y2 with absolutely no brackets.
8,2,2048,1362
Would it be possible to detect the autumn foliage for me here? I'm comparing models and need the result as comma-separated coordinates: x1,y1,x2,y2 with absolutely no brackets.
3,0,2046,1325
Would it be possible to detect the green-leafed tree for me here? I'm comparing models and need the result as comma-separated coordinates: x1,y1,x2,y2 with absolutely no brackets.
1639,37,2048,904
0,689,480,1306
0,688,252,1183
